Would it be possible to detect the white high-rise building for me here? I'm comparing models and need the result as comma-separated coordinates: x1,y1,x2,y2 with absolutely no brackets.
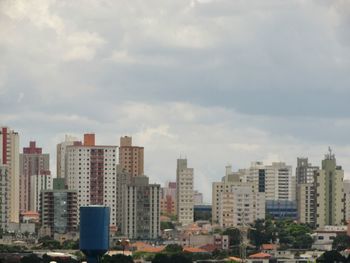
66,134,119,226
218,183,265,228
56,135,80,180
212,166,264,225
247,162,295,201
212,166,247,224
0,127,20,223
122,176,160,239
176,159,194,225
30,174,52,212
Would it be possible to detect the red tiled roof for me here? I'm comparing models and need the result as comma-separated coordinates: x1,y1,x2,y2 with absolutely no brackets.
227,256,243,262
248,252,271,259
200,244,217,252
138,246,165,253
261,244,278,250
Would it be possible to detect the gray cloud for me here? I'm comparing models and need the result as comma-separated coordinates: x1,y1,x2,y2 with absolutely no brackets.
1,0,350,202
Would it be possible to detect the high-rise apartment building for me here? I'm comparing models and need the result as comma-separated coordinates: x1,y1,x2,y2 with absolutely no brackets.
40,179,78,235
116,165,131,230
295,158,318,225
119,136,144,177
30,173,52,212
19,141,50,213
122,176,160,239
212,166,246,224
66,134,118,226
0,127,20,223
56,135,80,180
315,150,345,227
296,158,319,184
212,166,264,225
0,165,9,230
176,159,194,225
247,162,295,201
218,183,265,228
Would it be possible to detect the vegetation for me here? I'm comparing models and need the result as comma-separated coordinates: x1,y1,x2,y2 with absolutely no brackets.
35,236,79,249
332,234,350,251
316,250,348,262
249,218,313,249
164,244,183,254
0,244,26,252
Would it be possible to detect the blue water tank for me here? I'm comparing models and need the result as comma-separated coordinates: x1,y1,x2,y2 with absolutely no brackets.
80,206,110,262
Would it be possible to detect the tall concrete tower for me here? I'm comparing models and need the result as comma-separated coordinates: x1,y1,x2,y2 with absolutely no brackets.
176,158,194,225
315,148,345,227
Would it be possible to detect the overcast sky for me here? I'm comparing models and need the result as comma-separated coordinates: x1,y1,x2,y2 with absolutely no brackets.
1,0,350,202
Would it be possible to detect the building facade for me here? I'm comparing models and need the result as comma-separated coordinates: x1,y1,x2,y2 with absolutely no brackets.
194,190,203,205
19,141,50,213
116,165,131,230
66,134,118,225
176,159,194,225
344,180,350,221
296,183,315,225
295,158,318,225
40,188,78,235
119,136,144,177
212,166,246,224
122,176,160,239
160,181,177,217
218,183,265,228
56,135,80,180
315,150,345,227
0,165,9,230
0,127,20,223
30,173,52,212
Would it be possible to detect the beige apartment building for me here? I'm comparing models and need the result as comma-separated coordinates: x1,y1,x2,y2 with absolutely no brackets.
315,150,345,228
176,159,194,225
212,166,264,227
119,136,144,177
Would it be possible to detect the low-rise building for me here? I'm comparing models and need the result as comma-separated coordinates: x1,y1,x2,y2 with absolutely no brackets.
311,225,347,251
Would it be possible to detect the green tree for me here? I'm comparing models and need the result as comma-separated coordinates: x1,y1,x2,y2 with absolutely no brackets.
316,250,346,262
152,253,169,263
169,253,192,263
223,228,241,247
164,244,183,254
332,234,350,251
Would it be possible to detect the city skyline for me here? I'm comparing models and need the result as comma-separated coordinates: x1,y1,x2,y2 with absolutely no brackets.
2,1,350,203
1,129,348,204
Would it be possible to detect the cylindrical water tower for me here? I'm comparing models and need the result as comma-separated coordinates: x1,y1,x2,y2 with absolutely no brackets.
80,206,110,263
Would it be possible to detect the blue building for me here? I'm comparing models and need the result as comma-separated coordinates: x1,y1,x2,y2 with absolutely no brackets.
266,200,297,220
